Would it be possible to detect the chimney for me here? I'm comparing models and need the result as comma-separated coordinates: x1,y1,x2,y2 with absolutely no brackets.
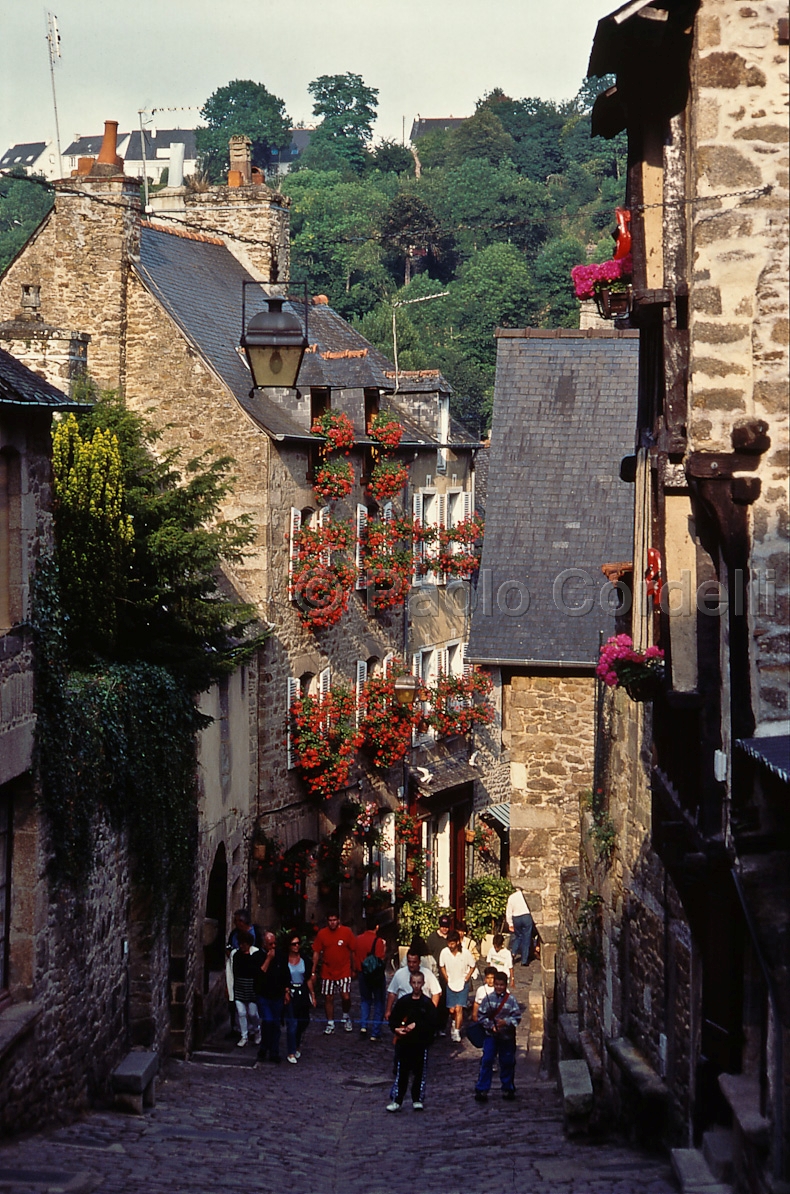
168,142,185,188
228,135,252,185
89,120,124,177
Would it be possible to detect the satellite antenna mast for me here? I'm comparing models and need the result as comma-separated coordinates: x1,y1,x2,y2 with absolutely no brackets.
45,12,63,178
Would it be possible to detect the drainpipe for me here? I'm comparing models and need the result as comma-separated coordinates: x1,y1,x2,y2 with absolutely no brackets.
730,865,785,1181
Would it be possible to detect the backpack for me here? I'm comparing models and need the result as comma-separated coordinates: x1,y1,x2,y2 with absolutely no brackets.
361,934,385,982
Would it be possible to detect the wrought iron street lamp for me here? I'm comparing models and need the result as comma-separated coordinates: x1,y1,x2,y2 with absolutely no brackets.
240,292,307,390
393,673,421,707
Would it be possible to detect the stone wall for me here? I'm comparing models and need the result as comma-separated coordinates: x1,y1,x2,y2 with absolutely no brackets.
576,689,696,1145
0,178,142,394
689,0,789,731
179,186,290,283
505,672,594,931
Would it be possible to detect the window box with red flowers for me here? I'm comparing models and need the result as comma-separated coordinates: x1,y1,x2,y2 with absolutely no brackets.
360,517,414,610
289,683,364,799
437,515,484,579
313,458,354,502
368,458,409,503
428,668,495,738
394,809,423,849
292,519,357,629
311,410,356,454
358,667,426,767
368,410,404,452
571,254,633,320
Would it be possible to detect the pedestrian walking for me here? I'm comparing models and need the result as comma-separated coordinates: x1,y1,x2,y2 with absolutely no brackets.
255,931,289,1064
312,912,356,1034
283,931,315,1064
387,972,437,1112
384,946,441,1022
225,909,259,1036
439,930,475,1042
425,914,452,1032
353,922,387,1040
230,931,262,1048
485,933,514,985
473,971,522,1102
472,965,498,1015
505,887,534,966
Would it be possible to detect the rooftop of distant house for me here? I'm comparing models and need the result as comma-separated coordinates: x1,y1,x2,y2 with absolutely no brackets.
0,345,86,410
410,117,467,142
0,142,49,170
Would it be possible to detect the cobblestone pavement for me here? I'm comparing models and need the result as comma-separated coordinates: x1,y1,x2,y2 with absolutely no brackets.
0,966,678,1194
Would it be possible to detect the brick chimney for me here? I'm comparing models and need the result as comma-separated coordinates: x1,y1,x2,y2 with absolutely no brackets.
228,135,252,186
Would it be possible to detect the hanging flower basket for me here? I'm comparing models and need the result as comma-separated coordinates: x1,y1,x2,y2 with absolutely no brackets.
311,410,355,454
427,669,495,738
571,254,633,321
360,518,413,610
292,519,356,629
314,458,354,502
368,459,409,502
596,634,665,703
437,515,485,579
358,668,425,766
368,410,404,452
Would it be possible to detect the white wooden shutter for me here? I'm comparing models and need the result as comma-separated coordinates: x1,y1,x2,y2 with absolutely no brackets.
411,652,422,745
463,490,473,521
355,659,368,726
382,500,394,523
383,651,395,677
437,647,449,677
286,676,301,770
318,505,331,566
288,507,302,600
462,641,473,680
436,493,447,585
355,504,368,590
412,493,424,585
319,666,331,700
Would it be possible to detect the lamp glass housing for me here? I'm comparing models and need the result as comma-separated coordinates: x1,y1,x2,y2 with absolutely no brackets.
393,674,420,706
241,298,307,389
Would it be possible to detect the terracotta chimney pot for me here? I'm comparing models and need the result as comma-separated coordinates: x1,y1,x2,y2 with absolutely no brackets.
77,157,95,175
312,294,329,306
227,170,243,188
97,120,120,165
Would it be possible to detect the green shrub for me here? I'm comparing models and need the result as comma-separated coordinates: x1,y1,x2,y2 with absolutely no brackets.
396,894,452,945
463,876,514,943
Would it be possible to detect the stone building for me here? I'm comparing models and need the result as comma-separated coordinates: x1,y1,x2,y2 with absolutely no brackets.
559,2,790,1188
467,328,638,1033
0,126,483,1112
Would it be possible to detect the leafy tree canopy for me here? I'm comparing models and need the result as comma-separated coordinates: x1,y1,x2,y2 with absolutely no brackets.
447,107,514,168
0,170,53,273
196,79,291,182
53,387,266,690
307,72,379,170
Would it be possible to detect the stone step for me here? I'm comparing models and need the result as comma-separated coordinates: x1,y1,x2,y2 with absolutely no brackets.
558,1058,593,1118
702,1127,734,1183
670,1147,733,1194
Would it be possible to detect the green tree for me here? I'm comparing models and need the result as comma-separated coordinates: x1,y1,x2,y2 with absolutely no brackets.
532,234,588,328
307,72,379,171
196,79,291,181
368,139,414,176
380,193,449,286
432,158,554,259
0,171,53,273
56,388,264,690
448,107,514,168
52,414,134,654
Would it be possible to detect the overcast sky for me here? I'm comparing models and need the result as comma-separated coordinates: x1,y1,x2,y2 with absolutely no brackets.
1,0,612,155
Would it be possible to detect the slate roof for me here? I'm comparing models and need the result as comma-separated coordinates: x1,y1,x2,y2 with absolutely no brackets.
736,736,790,784
63,134,128,158
474,444,490,517
135,224,470,447
410,117,467,141
467,329,638,667
0,346,86,409
0,143,47,170
124,129,198,161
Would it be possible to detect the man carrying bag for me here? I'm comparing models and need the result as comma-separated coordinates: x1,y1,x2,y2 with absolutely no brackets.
471,971,521,1102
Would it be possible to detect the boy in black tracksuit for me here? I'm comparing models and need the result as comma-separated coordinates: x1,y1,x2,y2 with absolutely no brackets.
387,972,437,1111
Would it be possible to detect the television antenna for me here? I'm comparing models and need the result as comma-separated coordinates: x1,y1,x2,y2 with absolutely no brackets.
45,12,63,178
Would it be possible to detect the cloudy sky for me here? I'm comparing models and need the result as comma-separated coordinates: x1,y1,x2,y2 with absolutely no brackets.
1,0,612,155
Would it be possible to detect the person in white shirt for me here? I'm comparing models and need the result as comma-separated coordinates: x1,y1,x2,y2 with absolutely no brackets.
384,948,442,1021
505,887,534,966
439,931,476,1042
485,933,514,984
473,965,498,1013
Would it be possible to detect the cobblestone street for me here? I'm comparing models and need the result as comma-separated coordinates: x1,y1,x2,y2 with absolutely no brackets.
0,967,678,1194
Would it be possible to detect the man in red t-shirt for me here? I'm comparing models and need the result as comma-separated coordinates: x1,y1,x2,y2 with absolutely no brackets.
312,913,356,1034
353,923,387,1039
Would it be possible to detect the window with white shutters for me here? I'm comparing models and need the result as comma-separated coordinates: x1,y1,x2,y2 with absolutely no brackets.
355,659,368,726
355,504,368,590
463,490,473,521
435,493,447,585
319,667,331,700
462,641,472,679
318,505,331,566
288,507,302,600
286,676,301,770
412,493,424,585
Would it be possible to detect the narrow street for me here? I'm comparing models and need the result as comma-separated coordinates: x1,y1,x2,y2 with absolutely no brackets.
0,967,677,1194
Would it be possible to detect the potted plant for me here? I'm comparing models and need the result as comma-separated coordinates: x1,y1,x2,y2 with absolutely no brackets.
313,458,354,502
311,409,356,454
427,668,495,738
596,634,665,702
289,683,364,798
291,518,356,629
463,876,514,944
359,518,414,610
571,253,633,320
438,515,484,579
368,410,404,451
358,669,423,766
368,459,409,502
